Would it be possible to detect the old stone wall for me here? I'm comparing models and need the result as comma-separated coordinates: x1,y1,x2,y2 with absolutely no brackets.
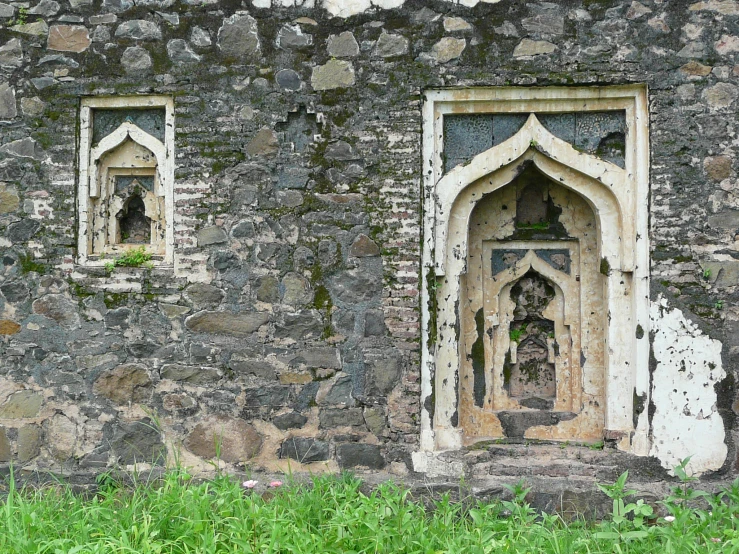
0,0,738,490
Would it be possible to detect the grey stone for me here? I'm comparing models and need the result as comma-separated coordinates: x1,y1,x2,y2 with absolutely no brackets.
328,269,383,305
211,250,240,271
115,20,162,41
0,390,43,418
19,97,44,115
325,140,357,161
0,83,16,119
336,443,385,469
431,37,466,63
229,359,276,380
101,0,132,11
0,184,18,214
0,3,14,17
494,21,519,36
232,220,255,238
198,226,228,246
111,418,166,465
311,59,355,91
513,38,556,57
333,309,356,335
626,1,652,19
185,416,262,462
288,347,341,370
0,39,23,67
93,364,152,404
273,411,308,430
277,166,309,189
280,437,329,462
185,283,225,306
443,16,472,32
218,13,260,58
30,0,60,17
281,272,313,306
373,32,409,57
38,54,80,67
0,280,29,303
167,39,200,63
33,294,80,329
363,407,386,436
277,24,312,49
324,375,354,405
242,386,291,416
411,7,440,24
91,25,110,43
89,14,117,24
327,31,359,58
703,83,738,109
190,26,211,47
256,275,279,303
319,408,365,428
12,21,49,36
157,11,178,26
364,310,387,336
276,190,304,207
31,77,55,90
104,307,130,330
17,425,41,462
46,414,77,461
160,364,221,383
276,69,302,91
677,41,706,59
366,354,400,395
121,46,152,72
0,427,9,462
274,311,323,340
521,11,564,36
186,310,270,337
0,138,43,159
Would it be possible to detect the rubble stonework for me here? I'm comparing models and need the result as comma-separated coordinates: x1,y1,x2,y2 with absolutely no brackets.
0,0,738,494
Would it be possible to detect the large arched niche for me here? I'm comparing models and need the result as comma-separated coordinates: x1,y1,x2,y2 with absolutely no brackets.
417,87,650,470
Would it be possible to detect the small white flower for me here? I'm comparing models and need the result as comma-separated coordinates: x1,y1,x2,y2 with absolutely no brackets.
664,515,676,522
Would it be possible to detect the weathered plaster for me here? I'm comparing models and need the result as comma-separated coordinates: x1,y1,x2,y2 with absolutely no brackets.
650,296,727,476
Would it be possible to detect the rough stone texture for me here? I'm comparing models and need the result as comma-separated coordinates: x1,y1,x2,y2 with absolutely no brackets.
0,82,16,119
218,13,260,58
185,311,270,336
311,59,355,90
184,416,262,462
280,437,329,462
0,428,9,462
327,31,359,57
121,46,152,72
93,364,152,405
111,418,166,465
0,391,43,418
0,0,735,498
115,20,162,41
47,25,91,52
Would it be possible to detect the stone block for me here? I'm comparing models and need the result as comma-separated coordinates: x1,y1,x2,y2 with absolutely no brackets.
513,38,556,57
273,411,308,430
198,226,228,246
17,425,40,462
0,427,9,462
280,437,329,462
185,283,225,306
33,294,80,329
246,128,279,157
47,25,91,52
0,82,16,119
373,32,409,57
336,443,385,469
121,46,152,73
218,13,260,58
311,59,355,91
115,20,162,41
111,418,166,465
431,37,466,63
0,320,21,335
327,31,359,58
185,310,270,337
0,390,43,418
184,415,262,462
167,39,200,63
319,408,365,428
0,39,23,67
93,364,152,404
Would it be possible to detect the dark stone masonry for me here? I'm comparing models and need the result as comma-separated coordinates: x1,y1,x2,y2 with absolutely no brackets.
1,0,739,502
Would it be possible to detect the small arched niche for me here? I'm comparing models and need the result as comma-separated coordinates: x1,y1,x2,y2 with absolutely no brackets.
77,97,174,265
419,87,650,463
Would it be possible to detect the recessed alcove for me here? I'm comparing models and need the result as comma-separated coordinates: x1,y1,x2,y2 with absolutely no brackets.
418,87,650,463
77,96,174,265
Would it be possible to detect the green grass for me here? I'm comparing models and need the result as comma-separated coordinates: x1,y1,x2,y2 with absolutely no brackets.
104,246,153,272
1,468,739,553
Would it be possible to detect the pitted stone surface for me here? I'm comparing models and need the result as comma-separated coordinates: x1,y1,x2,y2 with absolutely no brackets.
47,25,91,52
311,59,355,90
218,13,260,58
185,311,270,336
115,20,162,41
185,416,262,462
93,364,152,405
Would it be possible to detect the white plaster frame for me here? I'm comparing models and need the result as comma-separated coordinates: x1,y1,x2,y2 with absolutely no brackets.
77,96,175,265
419,87,650,458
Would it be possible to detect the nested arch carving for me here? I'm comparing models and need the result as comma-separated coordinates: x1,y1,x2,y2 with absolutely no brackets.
419,87,650,458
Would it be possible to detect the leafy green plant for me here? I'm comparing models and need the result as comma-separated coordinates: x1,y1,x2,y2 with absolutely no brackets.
715,300,724,310
594,470,654,540
703,267,712,280
509,323,528,343
104,246,153,272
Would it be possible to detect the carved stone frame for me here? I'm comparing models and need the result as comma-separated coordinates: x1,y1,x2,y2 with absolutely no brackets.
77,96,175,265
416,87,650,472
